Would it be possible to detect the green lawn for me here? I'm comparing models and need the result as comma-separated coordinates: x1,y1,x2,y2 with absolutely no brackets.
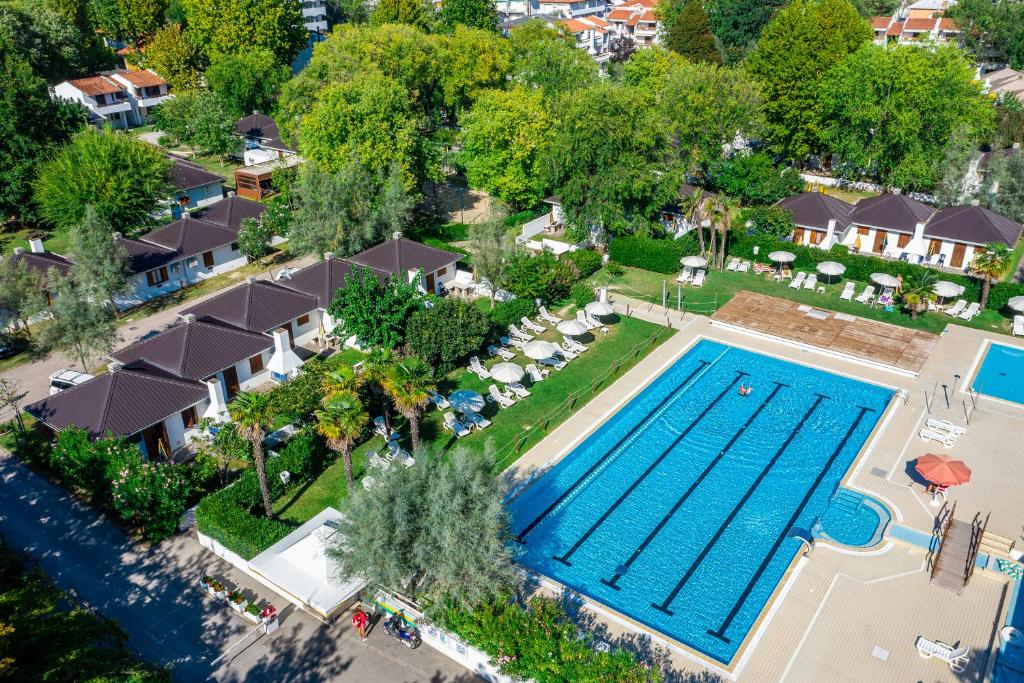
818,186,878,205
589,265,1014,336
275,310,669,522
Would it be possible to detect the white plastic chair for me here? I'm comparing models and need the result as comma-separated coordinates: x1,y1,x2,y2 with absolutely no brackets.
840,282,855,301
789,272,806,289
958,302,980,321
915,637,970,673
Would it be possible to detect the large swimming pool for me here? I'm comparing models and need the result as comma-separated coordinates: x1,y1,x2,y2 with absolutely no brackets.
973,343,1024,405
508,340,893,665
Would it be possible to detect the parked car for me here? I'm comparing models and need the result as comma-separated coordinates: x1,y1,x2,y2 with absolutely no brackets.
0,335,17,359
48,368,93,395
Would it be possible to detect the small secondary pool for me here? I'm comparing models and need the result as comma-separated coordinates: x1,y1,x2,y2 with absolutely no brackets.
508,340,893,665
973,343,1024,405
813,488,891,548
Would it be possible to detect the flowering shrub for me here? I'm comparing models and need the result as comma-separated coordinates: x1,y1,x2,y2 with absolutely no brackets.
106,450,193,542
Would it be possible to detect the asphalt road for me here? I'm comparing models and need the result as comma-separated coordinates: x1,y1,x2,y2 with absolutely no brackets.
0,450,478,683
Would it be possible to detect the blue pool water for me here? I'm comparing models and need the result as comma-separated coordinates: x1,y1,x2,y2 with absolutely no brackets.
508,340,893,664
813,488,891,548
973,343,1024,405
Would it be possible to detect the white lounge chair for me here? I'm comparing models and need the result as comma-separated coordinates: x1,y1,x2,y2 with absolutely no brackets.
525,363,548,382
468,356,491,380
916,637,970,673
487,384,516,408
463,410,491,430
393,450,415,467
558,342,579,360
443,412,472,437
538,306,563,325
738,261,751,273
576,310,598,331
855,285,875,304
803,273,817,290
373,416,398,441
428,390,450,410
958,302,980,321
920,428,956,448
507,382,532,399
789,272,806,289
368,451,391,471
840,282,855,301
362,475,376,491
538,356,567,370
564,338,587,353
584,310,603,328
508,324,534,342
488,344,515,361
945,299,967,316
505,336,526,350
521,316,545,334
676,266,693,284
926,418,967,437
691,269,706,287
726,257,740,271
1015,315,1024,337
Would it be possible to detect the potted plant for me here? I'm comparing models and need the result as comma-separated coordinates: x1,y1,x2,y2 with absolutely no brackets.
260,605,279,633
199,575,215,594
227,590,247,612
243,602,262,624
210,579,227,599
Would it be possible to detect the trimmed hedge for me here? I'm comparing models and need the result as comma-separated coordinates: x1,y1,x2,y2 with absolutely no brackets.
563,249,603,278
195,430,332,560
988,281,1024,311
489,298,538,329
609,234,699,274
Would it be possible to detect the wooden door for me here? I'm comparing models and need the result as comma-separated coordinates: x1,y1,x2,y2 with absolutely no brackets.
950,242,966,268
897,233,910,248
425,271,436,293
928,239,941,257
202,251,215,268
792,228,805,245
809,230,823,246
141,422,170,460
223,366,240,399
872,230,887,253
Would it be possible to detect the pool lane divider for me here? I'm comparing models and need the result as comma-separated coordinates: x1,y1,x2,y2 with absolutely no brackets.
599,381,787,590
551,370,748,566
513,359,715,544
651,393,829,617
707,405,873,643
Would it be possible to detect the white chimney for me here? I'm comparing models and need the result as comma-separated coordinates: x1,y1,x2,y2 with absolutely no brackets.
13,247,24,255
28,238,45,253
246,275,256,284
108,360,124,373
392,231,402,240
266,327,303,380
112,232,123,241
912,220,927,245
202,378,230,423
179,313,196,324
599,287,609,303
324,252,334,260
823,218,837,249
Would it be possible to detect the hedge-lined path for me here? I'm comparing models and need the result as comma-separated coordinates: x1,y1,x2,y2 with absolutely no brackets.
0,449,476,683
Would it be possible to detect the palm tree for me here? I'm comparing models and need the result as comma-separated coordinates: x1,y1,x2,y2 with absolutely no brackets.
899,271,937,320
315,391,367,492
322,363,363,398
710,194,741,270
228,391,275,518
361,347,395,429
681,188,707,258
969,242,1011,310
383,356,435,453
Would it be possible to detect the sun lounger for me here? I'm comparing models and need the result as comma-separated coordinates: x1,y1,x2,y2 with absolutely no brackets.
538,306,563,325
538,356,567,370
525,363,548,382
958,302,980,321
945,299,967,316
558,342,579,360
507,382,532,399
508,324,534,342
428,391,450,409
926,418,967,437
691,269,706,287
920,428,956,448
753,262,773,274
839,282,855,301
855,285,875,304
443,412,472,437
1015,315,1024,337
463,410,491,430
789,272,806,289
575,310,598,331
468,356,491,380
564,338,587,353
487,384,516,408
373,416,398,441
504,336,526,350
916,637,970,673
521,317,545,334
584,310,603,327
488,344,515,361
368,451,391,471
676,266,693,284
738,261,751,273
803,273,817,290
726,258,739,271
393,450,415,467
362,475,376,490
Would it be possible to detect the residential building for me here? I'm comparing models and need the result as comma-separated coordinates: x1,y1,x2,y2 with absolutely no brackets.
561,16,613,62
347,237,462,295
108,70,173,124
776,191,855,249
234,112,299,167
2,239,72,323
983,67,1024,105
53,70,171,129
300,0,329,33
606,0,659,47
537,0,606,19
870,0,960,47
169,157,224,213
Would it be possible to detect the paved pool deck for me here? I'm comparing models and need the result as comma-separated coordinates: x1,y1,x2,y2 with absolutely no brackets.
506,303,1024,682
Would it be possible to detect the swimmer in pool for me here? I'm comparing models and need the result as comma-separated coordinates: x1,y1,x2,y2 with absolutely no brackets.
738,384,752,397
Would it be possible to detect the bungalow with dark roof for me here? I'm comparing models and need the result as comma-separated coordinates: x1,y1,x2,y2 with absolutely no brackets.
347,236,462,295
169,157,224,213
0,238,73,327
233,112,299,167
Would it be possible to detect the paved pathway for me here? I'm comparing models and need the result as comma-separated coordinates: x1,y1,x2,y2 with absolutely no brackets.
0,450,477,682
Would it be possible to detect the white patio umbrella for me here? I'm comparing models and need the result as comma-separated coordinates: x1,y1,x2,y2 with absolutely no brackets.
768,251,796,263
870,272,900,288
1008,296,1024,312
816,261,846,277
523,340,560,360
586,300,614,317
680,255,707,268
556,320,588,337
449,390,485,413
933,281,965,299
490,362,525,384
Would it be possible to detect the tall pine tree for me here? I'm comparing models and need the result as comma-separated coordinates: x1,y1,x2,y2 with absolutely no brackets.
665,0,722,64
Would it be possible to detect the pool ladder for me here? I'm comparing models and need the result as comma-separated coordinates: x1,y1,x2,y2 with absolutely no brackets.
828,488,865,515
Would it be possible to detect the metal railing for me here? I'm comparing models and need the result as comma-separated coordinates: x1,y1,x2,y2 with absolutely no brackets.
929,500,956,581
966,511,988,587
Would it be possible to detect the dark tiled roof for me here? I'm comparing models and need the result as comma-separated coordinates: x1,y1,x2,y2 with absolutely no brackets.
276,256,387,309
680,183,714,201
139,216,238,259
850,193,934,234
10,250,73,278
194,196,266,232
924,205,1023,247
978,147,1020,171
262,136,298,154
776,192,854,231
169,157,223,192
234,112,280,140
112,316,271,380
348,238,460,277
116,235,177,274
182,279,317,333
25,364,207,438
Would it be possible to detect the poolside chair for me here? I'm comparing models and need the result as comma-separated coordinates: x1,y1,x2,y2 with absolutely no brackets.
916,637,970,673
525,363,549,382
958,302,981,321
507,382,532,399
576,310,598,331
468,356,491,380
362,475,377,491
368,451,391,471
373,416,398,441
855,285,875,304
726,257,740,271
564,338,587,353
1015,315,1024,337
676,266,693,284
920,428,956,448
738,261,751,273
945,299,967,316
789,272,806,289
521,316,545,334
488,344,516,361
487,384,516,408
753,262,773,275
584,310,603,328
508,324,534,342
926,418,967,437
428,390,450,410
505,336,526,351
803,273,817,290
387,440,414,467
691,269,706,287
558,342,580,360
840,282,856,301
463,410,491,430
443,412,472,437
538,356,568,370
538,306,563,325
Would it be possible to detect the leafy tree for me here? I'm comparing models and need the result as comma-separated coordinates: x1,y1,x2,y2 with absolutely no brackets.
899,270,937,321
36,279,118,373
405,297,490,374
262,193,294,236
228,391,276,518
0,49,85,222
237,216,274,266
933,128,977,207
328,447,517,609
315,390,367,492
620,45,684,91
747,0,871,161
710,151,804,205
500,250,579,303
205,49,291,119
0,259,46,336
138,23,204,90
68,205,130,306
707,0,786,61
267,356,331,423
508,21,599,100
742,205,795,238
982,150,1024,223
458,87,550,209
969,243,1011,309
180,0,307,64
435,26,510,117
544,83,683,239
608,35,637,64
0,1,112,81
326,0,370,24
327,267,421,349
92,0,168,46
664,0,721,64
371,0,432,29
439,0,498,32
152,90,237,158
383,355,434,452
107,449,193,541
819,45,995,190
33,127,172,231
949,0,1024,70
467,214,514,306
192,419,250,484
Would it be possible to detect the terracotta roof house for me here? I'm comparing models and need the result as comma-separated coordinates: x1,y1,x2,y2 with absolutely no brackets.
53,70,171,129
348,237,462,294
169,157,224,211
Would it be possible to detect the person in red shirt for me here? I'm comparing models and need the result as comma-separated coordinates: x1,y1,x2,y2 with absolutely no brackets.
352,608,369,641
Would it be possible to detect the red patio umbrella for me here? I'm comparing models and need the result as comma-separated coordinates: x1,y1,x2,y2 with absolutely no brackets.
915,454,971,487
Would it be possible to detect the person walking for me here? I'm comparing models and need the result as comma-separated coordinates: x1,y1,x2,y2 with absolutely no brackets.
352,607,369,641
